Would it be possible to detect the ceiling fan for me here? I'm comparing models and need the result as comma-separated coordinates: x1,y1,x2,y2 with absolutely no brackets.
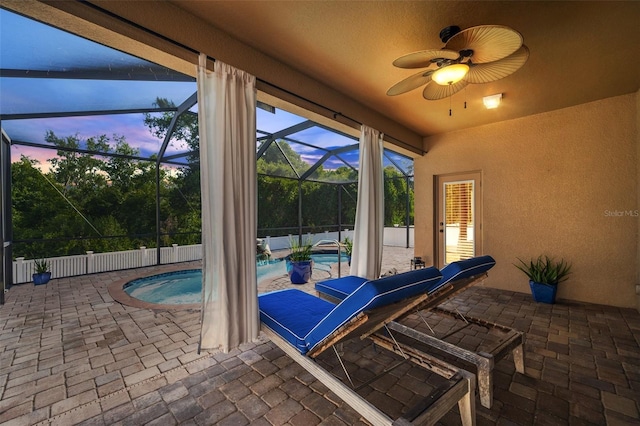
387,25,529,100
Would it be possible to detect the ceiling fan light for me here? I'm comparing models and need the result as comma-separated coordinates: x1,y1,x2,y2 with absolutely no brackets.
431,64,469,86
483,93,502,109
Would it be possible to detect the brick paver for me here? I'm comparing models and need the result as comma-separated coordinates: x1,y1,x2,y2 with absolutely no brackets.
1,248,639,425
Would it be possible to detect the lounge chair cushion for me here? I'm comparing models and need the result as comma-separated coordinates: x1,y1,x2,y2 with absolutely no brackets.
259,267,442,354
439,255,496,284
315,275,368,300
315,255,496,302
259,289,336,353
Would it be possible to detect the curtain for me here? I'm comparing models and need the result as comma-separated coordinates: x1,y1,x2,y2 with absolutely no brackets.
197,54,259,352
350,125,384,279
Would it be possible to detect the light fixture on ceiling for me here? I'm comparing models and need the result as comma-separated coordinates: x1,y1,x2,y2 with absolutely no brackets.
483,93,502,109
431,63,469,86
387,24,530,106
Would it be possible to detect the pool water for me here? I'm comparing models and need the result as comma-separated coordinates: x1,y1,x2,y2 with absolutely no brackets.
124,253,345,305
125,269,202,305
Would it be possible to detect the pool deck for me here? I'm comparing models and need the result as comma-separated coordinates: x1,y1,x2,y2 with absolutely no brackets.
1,246,639,425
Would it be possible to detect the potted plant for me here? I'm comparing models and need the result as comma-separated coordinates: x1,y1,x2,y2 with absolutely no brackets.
287,237,313,284
33,258,52,285
514,255,572,304
342,236,353,266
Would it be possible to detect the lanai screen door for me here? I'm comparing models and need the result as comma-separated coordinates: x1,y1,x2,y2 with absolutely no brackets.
436,172,482,268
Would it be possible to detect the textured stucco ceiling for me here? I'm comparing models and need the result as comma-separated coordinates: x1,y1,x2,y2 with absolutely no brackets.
170,1,640,138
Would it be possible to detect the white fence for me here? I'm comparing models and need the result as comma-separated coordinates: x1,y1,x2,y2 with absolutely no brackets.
383,226,415,247
12,244,202,284
11,228,413,284
262,227,413,251
263,230,355,251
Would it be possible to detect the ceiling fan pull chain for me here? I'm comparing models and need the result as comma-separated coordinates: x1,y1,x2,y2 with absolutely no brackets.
449,93,452,116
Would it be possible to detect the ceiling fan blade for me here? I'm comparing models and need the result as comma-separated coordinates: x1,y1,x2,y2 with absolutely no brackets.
445,25,523,63
465,45,529,84
422,80,468,100
392,49,459,69
387,70,434,96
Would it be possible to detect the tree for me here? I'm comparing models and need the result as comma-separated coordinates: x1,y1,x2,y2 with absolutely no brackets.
46,131,109,193
144,97,202,245
257,140,309,178
11,104,414,257
144,98,199,153
103,136,148,192
11,131,170,256
257,176,299,235
384,167,414,226
11,156,67,257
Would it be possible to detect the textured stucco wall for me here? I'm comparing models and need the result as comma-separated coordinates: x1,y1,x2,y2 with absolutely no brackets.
637,89,640,311
415,93,638,308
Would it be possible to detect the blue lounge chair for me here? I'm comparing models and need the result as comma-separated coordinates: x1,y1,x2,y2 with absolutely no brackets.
261,267,444,355
314,255,525,409
259,266,476,426
316,255,497,304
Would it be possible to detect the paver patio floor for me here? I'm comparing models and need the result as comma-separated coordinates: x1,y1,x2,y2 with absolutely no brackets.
1,247,639,425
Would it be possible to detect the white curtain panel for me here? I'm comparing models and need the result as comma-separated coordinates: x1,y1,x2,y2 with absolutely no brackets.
350,125,384,279
197,54,259,352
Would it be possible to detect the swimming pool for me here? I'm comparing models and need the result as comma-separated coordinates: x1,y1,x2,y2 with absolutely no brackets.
124,252,346,305
124,269,203,305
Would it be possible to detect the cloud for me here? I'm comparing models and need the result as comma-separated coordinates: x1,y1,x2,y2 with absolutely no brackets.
11,145,54,172
4,114,166,158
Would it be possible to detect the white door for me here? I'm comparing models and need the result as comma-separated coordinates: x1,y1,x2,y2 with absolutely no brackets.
436,172,482,268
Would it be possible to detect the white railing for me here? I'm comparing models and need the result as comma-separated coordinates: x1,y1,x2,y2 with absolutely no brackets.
12,244,202,284
264,230,355,251
11,228,412,284
383,226,415,247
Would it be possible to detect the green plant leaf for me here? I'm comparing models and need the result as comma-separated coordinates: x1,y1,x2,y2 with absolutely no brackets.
514,255,571,285
34,258,50,273
289,236,313,261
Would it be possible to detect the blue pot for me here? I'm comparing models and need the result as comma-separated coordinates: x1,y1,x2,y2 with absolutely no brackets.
33,272,51,285
288,260,313,284
529,280,557,304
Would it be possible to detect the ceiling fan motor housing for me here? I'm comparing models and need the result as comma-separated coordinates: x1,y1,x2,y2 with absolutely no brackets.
459,49,473,60
439,25,461,43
